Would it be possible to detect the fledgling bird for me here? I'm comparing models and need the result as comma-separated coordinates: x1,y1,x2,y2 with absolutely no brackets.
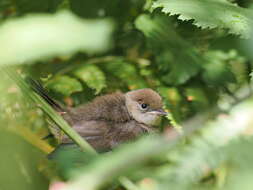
29,79,167,151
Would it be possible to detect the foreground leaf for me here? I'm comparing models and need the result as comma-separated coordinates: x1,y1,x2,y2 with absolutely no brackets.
0,11,114,65
0,130,49,190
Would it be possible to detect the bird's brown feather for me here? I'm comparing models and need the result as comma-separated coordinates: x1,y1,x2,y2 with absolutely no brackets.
60,119,154,151
67,92,131,123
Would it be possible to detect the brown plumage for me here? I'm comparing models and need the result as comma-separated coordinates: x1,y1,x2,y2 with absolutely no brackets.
68,92,131,123
29,79,167,152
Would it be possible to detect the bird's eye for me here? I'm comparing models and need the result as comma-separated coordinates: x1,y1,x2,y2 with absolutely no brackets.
141,103,148,109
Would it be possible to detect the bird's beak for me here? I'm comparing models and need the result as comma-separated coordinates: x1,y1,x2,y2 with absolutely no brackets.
148,109,168,116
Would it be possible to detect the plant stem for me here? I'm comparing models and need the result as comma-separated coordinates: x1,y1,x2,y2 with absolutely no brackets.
3,66,97,155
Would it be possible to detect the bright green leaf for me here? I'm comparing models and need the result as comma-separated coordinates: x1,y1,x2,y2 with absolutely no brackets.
46,75,83,97
0,11,114,65
73,65,106,94
152,0,253,38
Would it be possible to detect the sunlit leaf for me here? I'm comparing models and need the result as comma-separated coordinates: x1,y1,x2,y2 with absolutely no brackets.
152,0,253,38
46,75,83,96
0,11,114,65
73,65,106,94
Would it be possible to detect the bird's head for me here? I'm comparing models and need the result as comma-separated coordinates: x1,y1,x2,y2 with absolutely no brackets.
125,89,167,126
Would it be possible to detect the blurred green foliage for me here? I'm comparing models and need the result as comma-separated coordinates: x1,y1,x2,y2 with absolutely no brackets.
0,130,49,190
1,0,253,190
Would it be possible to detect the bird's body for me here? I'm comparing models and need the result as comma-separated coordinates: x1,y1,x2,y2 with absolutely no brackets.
29,79,167,151
57,92,155,150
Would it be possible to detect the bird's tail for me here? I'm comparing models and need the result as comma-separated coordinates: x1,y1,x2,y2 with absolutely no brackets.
26,78,64,112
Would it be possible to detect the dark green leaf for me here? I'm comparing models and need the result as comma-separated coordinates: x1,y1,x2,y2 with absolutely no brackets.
14,0,63,13
104,59,147,89
135,14,202,85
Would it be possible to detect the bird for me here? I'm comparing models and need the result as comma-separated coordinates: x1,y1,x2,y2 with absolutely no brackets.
28,79,167,152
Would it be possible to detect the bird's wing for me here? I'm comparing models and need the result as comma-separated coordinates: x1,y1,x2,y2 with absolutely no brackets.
72,120,110,138
60,120,113,151
69,92,131,122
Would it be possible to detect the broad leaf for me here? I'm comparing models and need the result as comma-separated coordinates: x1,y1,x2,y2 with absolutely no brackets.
73,65,106,94
46,75,83,97
135,14,201,85
0,11,114,65
152,0,252,38
158,50,201,85
104,59,147,89
0,130,49,190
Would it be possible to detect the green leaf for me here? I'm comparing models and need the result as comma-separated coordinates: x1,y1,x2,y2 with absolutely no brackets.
158,50,201,85
0,11,114,65
135,14,201,85
73,65,106,94
202,51,236,85
0,130,49,190
46,75,83,97
104,59,147,89
152,0,252,38
135,14,186,48
157,87,183,121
